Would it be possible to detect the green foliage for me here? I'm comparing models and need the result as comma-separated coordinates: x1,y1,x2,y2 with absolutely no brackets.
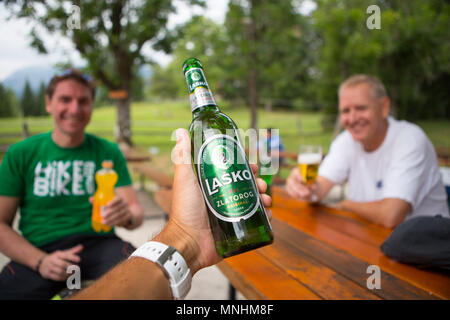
220,0,315,104
5,0,206,144
19,80,47,117
148,16,226,99
6,0,448,124
0,83,20,118
20,80,35,117
313,0,450,120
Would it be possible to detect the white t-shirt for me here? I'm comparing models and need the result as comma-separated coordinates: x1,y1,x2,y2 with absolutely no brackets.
319,117,449,220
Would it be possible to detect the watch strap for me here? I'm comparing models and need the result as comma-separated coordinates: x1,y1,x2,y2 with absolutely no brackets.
129,241,192,299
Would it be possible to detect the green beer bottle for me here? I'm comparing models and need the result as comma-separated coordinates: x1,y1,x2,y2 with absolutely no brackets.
182,57,273,258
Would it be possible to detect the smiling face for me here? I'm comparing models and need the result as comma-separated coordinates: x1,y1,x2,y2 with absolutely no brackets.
339,83,390,151
45,79,93,140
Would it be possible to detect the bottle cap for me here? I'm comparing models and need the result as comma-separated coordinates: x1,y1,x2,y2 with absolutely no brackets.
102,160,114,169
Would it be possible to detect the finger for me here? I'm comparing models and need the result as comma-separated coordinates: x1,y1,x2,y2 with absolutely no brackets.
286,177,301,198
172,128,199,194
250,163,258,175
265,208,273,220
60,245,83,263
102,202,128,220
49,268,68,282
172,128,192,167
53,260,74,276
261,194,272,207
106,196,125,208
105,209,130,227
292,168,304,183
286,181,306,200
256,178,267,194
66,244,84,254
88,196,94,204
51,256,73,269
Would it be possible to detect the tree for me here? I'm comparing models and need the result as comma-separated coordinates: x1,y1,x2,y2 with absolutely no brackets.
21,80,35,117
0,83,19,118
312,0,450,124
36,81,47,116
148,16,226,100
6,0,205,146
221,0,314,128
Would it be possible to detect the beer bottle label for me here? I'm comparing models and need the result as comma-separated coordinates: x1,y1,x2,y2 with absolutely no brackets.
185,67,216,111
197,134,260,222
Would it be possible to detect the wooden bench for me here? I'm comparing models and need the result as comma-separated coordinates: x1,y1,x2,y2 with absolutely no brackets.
436,147,450,166
123,148,173,219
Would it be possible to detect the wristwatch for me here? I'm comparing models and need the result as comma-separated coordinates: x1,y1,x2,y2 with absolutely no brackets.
129,241,192,299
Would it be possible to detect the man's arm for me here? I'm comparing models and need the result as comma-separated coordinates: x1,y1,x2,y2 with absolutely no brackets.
338,198,411,229
0,196,46,271
72,128,271,300
71,221,193,300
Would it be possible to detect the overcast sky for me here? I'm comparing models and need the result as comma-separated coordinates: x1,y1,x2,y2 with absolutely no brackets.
0,0,315,81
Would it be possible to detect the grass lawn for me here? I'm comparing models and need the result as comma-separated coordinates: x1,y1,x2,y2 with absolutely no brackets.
1,100,449,178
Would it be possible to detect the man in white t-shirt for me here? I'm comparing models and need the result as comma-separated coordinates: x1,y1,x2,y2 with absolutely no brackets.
286,75,449,228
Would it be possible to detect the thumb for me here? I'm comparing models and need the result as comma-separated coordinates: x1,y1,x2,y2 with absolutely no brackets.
171,128,199,198
172,128,192,167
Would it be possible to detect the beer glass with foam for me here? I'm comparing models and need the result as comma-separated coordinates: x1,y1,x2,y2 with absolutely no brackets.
297,145,322,186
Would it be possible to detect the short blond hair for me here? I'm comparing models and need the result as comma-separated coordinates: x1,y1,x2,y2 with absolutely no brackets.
338,74,387,100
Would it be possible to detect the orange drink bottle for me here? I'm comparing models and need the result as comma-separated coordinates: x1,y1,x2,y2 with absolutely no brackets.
92,160,118,233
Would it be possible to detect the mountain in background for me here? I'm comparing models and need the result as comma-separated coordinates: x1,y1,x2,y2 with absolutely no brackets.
2,65,56,98
1,65,153,98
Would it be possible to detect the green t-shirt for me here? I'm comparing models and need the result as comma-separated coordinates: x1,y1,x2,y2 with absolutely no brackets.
0,132,132,247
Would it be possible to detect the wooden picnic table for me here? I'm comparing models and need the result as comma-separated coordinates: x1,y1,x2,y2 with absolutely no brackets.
217,186,450,300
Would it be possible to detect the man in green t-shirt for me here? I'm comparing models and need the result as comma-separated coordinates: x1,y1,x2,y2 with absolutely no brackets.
0,69,144,299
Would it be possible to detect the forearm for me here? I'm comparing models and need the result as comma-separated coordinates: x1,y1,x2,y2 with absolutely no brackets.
0,223,46,271
339,198,409,228
72,221,199,300
72,256,172,299
312,176,335,203
339,200,383,224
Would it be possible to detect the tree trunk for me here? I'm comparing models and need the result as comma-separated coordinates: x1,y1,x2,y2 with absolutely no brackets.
115,97,132,147
246,6,259,130
248,68,258,130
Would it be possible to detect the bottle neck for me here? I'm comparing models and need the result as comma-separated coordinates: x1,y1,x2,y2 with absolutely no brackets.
192,105,220,118
184,67,218,113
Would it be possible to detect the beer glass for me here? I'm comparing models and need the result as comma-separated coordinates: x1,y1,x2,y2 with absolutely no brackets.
297,145,322,186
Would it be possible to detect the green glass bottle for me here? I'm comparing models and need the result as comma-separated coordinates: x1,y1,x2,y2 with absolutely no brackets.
182,57,273,258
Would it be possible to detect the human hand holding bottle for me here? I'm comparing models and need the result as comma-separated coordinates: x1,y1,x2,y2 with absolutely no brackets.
154,129,272,274
89,195,136,228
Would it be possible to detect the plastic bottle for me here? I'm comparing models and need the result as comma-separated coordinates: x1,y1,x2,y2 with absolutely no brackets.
92,160,118,233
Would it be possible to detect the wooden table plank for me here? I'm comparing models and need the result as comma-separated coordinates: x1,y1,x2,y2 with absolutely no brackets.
257,238,380,300
217,249,321,300
273,188,391,247
272,219,438,300
271,190,450,299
